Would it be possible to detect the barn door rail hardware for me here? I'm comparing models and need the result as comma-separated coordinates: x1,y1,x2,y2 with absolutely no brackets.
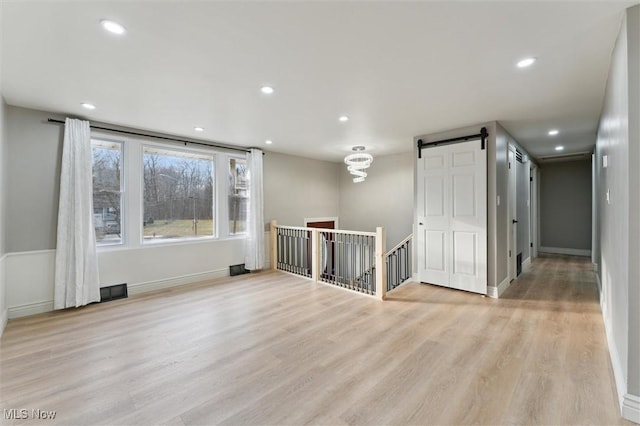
417,127,488,158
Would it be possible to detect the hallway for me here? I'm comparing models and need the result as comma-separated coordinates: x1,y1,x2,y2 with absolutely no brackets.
0,255,629,425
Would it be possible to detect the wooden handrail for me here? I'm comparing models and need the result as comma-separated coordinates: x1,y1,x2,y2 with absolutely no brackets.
274,224,376,237
386,234,413,256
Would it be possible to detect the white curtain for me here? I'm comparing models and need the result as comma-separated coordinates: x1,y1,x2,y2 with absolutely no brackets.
54,118,101,309
245,148,265,270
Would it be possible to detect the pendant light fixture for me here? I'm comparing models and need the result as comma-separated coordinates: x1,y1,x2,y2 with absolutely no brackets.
344,146,373,183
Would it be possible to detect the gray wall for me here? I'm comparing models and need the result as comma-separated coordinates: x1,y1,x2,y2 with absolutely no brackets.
540,160,592,250
1,96,8,333
0,0,6,332
594,4,640,414
6,106,64,252
1,98,7,256
494,123,510,285
339,151,413,248
263,151,340,227
626,3,640,401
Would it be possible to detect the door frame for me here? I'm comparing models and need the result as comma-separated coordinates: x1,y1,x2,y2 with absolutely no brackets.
508,145,517,281
530,163,539,259
304,217,339,229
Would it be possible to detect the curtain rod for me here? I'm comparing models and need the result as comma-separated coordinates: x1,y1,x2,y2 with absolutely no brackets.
416,126,488,158
47,118,252,153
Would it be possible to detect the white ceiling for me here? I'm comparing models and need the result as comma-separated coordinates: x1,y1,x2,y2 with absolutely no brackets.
1,1,637,161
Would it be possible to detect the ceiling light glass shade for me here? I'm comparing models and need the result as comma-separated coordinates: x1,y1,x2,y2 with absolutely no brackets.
517,57,536,68
344,147,373,183
100,20,126,35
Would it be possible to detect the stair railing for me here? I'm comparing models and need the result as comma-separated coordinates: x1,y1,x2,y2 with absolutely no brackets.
270,220,386,300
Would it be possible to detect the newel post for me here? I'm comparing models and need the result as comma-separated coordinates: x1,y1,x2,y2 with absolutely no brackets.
311,228,320,283
375,226,387,300
270,220,278,270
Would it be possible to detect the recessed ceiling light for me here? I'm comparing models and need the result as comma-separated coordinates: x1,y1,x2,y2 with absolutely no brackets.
260,86,274,95
100,19,126,35
81,103,96,110
265,140,273,145
194,127,204,132
517,57,536,68
548,129,559,136
555,146,564,151
339,115,349,122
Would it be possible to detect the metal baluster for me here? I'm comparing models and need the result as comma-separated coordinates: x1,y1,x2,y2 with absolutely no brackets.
371,235,376,294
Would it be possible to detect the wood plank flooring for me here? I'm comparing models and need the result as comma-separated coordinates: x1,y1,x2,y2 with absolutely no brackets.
0,254,630,425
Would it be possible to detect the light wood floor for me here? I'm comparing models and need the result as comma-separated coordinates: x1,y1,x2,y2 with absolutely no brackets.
0,254,630,425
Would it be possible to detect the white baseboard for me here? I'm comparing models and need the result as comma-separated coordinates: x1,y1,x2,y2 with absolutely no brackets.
622,393,640,423
487,276,511,299
7,268,231,319
127,268,229,295
522,257,531,271
8,301,54,319
600,287,627,417
0,308,7,336
0,253,6,335
539,246,591,257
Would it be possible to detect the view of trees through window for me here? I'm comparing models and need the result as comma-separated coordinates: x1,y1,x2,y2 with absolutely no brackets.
142,147,214,241
228,157,248,235
92,139,123,245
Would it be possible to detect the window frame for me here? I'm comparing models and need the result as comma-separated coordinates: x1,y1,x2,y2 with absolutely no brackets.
91,132,249,251
91,137,125,247
140,142,217,245
227,154,249,237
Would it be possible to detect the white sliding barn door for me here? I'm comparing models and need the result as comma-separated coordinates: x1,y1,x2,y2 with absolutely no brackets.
417,140,487,294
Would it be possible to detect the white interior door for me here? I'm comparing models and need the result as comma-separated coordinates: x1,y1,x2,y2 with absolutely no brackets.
417,140,487,295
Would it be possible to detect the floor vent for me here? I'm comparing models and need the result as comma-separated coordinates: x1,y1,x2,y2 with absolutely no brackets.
100,283,128,302
230,264,250,276
516,253,522,276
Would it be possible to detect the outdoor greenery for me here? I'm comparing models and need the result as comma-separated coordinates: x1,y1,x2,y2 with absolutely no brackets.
143,219,214,239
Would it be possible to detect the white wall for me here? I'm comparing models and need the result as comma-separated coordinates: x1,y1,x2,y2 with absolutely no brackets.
263,151,340,227
339,152,413,248
6,239,245,318
594,5,640,422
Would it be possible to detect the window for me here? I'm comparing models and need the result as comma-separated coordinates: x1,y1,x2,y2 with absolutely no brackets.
92,139,123,246
228,157,248,235
142,146,215,242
